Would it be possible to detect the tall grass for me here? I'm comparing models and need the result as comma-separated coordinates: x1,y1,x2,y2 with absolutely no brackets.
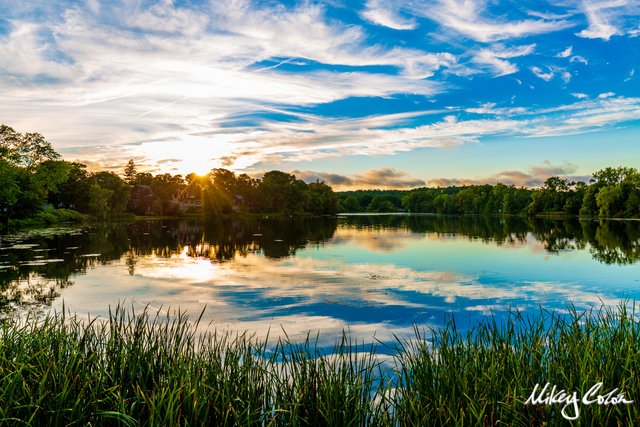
1,303,640,425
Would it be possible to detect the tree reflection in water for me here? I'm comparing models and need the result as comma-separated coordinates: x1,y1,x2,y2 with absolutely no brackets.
1,215,639,317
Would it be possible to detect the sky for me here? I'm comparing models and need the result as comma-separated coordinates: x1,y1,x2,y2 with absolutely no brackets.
1,0,639,190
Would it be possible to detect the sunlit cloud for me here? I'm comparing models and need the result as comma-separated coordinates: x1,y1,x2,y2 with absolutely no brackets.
427,161,588,187
292,168,426,191
36,94,640,173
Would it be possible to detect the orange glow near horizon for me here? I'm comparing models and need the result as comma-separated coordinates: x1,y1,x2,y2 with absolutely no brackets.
138,136,236,176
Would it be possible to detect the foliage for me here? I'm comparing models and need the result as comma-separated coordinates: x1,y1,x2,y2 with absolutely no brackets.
337,169,639,218
1,303,640,425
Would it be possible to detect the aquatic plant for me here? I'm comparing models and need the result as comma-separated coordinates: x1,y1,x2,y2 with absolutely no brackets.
1,303,639,425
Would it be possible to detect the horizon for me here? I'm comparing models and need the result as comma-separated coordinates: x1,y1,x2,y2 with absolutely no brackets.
1,1,639,191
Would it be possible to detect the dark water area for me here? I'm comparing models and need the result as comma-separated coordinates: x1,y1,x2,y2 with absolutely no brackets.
1,215,639,346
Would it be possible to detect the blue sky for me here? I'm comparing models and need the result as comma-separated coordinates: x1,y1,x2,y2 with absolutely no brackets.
1,0,639,189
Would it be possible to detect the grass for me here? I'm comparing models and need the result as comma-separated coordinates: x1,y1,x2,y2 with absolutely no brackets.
1,303,640,425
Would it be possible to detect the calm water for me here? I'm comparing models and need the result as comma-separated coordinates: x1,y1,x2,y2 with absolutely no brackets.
1,215,640,345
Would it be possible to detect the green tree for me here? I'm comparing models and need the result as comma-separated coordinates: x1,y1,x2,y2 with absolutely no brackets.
258,171,308,214
368,196,396,212
0,125,21,165
32,160,71,199
48,162,91,211
306,181,338,215
580,185,599,217
0,160,20,229
0,126,59,170
90,171,130,213
87,184,113,220
596,186,623,217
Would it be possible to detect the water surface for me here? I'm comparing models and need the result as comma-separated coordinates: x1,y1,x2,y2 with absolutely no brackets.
1,215,639,345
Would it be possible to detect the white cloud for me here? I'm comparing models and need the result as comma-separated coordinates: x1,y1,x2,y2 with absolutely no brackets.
576,0,640,40
569,55,589,65
421,0,572,42
0,1,455,152
625,68,635,82
472,44,535,76
360,0,417,30
530,64,571,82
465,102,527,115
598,92,615,99
523,96,640,137
557,46,573,58
531,66,554,81
2,0,640,174
572,93,588,99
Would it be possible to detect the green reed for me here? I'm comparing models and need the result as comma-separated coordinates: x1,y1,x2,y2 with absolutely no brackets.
1,302,640,425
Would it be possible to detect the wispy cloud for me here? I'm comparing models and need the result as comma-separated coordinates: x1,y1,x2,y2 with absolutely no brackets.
576,0,640,40
360,0,417,30
423,0,572,43
472,44,536,76
37,94,640,172
1,0,639,178
531,66,554,81
530,65,571,82
625,68,636,82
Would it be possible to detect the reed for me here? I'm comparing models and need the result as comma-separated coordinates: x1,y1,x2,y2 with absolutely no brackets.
1,302,639,425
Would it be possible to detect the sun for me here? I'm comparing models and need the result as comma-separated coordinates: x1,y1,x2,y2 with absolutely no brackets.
178,153,216,176
139,136,235,176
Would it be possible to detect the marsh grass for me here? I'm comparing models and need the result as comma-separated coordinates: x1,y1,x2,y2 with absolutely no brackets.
1,303,640,425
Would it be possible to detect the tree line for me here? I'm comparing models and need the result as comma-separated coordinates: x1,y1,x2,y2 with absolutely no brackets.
338,168,640,218
0,125,338,230
2,124,638,229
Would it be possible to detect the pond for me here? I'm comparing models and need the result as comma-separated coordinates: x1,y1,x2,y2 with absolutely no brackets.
1,215,640,347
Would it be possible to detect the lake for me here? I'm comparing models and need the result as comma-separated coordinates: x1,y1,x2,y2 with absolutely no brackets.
2,215,640,347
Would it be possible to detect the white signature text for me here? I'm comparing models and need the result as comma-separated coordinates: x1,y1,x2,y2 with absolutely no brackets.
525,382,633,420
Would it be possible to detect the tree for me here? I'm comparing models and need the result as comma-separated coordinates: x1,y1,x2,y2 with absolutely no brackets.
90,171,130,213
32,160,71,199
128,185,155,215
0,125,21,164
591,167,636,186
48,162,91,211
1,125,60,170
87,184,113,220
18,132,60,170
368,196,396,213
210,168,238,194
306,181,338,215
258,171,308,214
596,186,623,217
151,174,185,215
341,196,359,212
124,159,138,185
0,160,19,229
